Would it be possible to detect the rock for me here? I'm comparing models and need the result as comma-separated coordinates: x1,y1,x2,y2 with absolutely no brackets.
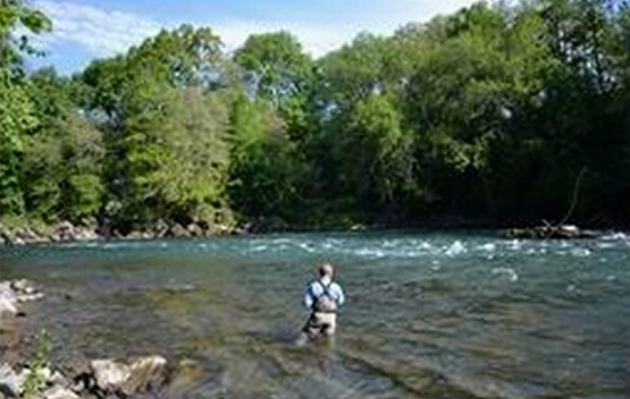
0,280,43,318
47,371,69,388
0,298,17,317
163,358,202,398
186,223,203,237
15,227,42,243
0,364,22,398
11,237,25,246
216,223,236,235
16,293,44,303
152,220,169,238
42,386,80,399
90,360,128,393
56,221,75,241
350,224,366,231
504,224,600,239
0,282,18,317
167,224,189,238
13,226,51,244
66,360,95,394
90,356,168,396
122,356,169,395
73,227,99,242
125,231,146,240
10,280,34,295
10,280,43,303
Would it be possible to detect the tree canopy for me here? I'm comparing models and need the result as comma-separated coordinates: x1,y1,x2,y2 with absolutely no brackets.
2,0,630,232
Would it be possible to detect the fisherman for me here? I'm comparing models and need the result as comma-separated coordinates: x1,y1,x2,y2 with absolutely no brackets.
301,262,345,340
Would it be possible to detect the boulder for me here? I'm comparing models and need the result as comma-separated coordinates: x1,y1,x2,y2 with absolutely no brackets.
10,280,34,295
186,223,203,237
73,227,99,242
8,236,25,246
0,364,22,398
47,371,70,388
90,356,169,396
42,386,80,399
11,280,43,303
15,227,40,242
0,280,43,317
167,224,189,238
56,221,76,241
122,356,169,394
126,231,146,240
504,224,600,239
152,220,170,238
90,360,128,392
0,283,18,317
0,298,17,317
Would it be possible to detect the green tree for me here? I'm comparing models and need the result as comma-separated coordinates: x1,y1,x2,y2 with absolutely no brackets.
23,68,105,224
81,25,233,229
228,95,304,222
342,94,416,217
0,0,51,216
235,31,313,106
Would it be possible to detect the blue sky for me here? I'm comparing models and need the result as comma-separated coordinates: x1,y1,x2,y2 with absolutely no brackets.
26,0,478,74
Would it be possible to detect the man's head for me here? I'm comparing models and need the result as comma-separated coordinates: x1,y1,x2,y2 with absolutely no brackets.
318,262,334,278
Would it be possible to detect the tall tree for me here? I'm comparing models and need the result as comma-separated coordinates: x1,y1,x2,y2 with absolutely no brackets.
0,0,51,216
81,25,233,229
228,95,304,222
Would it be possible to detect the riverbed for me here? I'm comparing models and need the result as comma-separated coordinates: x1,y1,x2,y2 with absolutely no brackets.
1,230,629,398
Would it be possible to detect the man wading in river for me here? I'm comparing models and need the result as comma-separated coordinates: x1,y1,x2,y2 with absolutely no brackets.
300,262,345,342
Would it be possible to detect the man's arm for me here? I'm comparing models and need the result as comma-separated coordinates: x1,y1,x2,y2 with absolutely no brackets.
334,284,345,306
303,283,314,310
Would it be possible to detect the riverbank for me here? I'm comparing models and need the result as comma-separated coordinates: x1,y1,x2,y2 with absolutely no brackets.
0,220,238,246
1,216,624,247
0,279,199,399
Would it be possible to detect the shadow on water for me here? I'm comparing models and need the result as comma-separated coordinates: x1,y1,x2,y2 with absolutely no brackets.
2,231,630,398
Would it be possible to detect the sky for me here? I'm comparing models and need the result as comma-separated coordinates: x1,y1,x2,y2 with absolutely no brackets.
25,0,479,75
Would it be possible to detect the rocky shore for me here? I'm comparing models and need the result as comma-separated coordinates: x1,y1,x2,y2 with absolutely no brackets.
0,220,238,247
0,355,171,399
503,224,600,239
0,280,196,399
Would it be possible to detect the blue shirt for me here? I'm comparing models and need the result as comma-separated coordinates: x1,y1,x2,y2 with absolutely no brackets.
303,278,345,311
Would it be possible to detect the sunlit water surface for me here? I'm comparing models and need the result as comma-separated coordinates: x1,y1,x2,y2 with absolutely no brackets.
1,231,629,398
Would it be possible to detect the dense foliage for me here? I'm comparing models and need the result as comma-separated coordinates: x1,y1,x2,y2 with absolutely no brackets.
2,0,630,232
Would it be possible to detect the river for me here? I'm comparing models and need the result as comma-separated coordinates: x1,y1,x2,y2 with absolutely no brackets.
1,230,629,398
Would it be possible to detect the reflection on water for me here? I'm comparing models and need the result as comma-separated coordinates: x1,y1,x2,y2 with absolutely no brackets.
1,231,630,398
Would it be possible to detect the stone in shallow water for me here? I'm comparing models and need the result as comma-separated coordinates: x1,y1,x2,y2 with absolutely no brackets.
90,356,169,396
42,385,80,399
0,280,43,318
0,298,17,317
90,360,130,392
0,364,22,398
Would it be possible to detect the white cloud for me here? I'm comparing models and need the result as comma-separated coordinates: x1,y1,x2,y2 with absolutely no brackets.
214,21,353,57
33,0,163,56
31,0,477,62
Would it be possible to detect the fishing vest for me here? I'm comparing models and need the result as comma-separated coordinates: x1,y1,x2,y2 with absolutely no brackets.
312,280,337,313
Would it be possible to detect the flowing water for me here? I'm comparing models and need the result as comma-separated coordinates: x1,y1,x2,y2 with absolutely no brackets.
1,231,629,399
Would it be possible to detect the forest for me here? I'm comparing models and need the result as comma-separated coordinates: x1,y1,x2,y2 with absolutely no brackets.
1,0,630,236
